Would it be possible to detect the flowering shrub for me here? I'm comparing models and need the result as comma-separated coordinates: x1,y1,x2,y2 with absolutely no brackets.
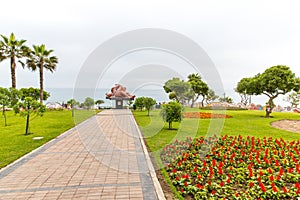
161,135,300,199
183,112,232,119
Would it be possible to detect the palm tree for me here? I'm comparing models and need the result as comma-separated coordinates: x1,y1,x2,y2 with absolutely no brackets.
27,44,58,103
0,33,29,88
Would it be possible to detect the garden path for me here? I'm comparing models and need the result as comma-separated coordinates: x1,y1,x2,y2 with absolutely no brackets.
0,109,164,200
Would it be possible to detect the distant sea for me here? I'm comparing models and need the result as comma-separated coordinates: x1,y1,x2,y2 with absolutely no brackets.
45,88,170,107
45,88,290,108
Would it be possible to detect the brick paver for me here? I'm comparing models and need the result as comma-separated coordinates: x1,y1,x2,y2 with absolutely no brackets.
0,109,161,199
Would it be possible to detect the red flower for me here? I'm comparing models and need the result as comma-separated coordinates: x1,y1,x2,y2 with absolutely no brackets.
212,159,217,167
211,190,216,195
259,170,263,177
259,183,267,192
249,182,254,188
279,167,284,176
226,178,231,184
268,168,272,174
220,182,225,187
196,183,204,189
282,186,288,193
271,183,278,192
193,166,198,172
235,193,239,197
257,177,261,183
176,176,179,181
184,182,188,186
172,168,177,173
288,168,293,173
281,150,285,157
197,174,201,179
270,175,274,182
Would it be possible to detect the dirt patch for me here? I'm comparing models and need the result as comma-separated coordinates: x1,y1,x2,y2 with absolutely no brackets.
271,120,300,133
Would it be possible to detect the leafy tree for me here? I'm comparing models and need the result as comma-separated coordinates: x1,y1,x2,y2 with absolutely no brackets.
235,78,251,106
26,44,58,103
163,77,191,105
14,97,46,135
19,87,50,101
188,73,209,107
284,91,300,108
219,95,233,104
84,97,94,110
205,89,219,105
143,97,156,116
134,97,145,111
95,99,104,109
67,98,80,117
160,101,182,129
95,99,104,105
0,33,30,88
0,87,19,126
236,65,300,117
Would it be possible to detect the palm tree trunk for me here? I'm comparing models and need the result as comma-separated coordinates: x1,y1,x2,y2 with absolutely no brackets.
11,55,16,88
39,65,44,104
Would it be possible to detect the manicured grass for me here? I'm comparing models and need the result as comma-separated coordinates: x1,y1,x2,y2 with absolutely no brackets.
0,109,97,169
134,109,300,152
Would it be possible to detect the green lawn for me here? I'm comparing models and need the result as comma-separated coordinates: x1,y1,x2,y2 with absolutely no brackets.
0,109,97,169
133,108,300,199
134,109,300,152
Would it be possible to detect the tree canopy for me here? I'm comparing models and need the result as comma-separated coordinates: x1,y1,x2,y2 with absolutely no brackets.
19,87,50,101
163,77,192,105
0,87,18,126
160,101,182,129
188,73,209,107
26,44,58,103
235,78,252,106
14,97,46,135
143,97,156,116
84,97,94,110
236,65,300,117
0,33,30,88
134,97,145,111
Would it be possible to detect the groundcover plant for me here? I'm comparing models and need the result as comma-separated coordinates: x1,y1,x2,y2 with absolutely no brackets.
161,135,300,199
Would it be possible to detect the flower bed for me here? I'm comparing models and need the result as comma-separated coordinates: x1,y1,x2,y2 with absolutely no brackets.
183,112,232,119
161,135,300,199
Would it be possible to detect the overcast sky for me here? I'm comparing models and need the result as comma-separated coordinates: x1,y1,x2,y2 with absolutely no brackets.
1,0,300,105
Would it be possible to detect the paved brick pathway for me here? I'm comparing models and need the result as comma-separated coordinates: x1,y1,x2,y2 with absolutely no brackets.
0,109,164,200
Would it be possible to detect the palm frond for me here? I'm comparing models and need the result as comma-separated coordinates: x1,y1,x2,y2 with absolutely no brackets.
1,35,9,44
9,33,15,42
18,60,25,68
